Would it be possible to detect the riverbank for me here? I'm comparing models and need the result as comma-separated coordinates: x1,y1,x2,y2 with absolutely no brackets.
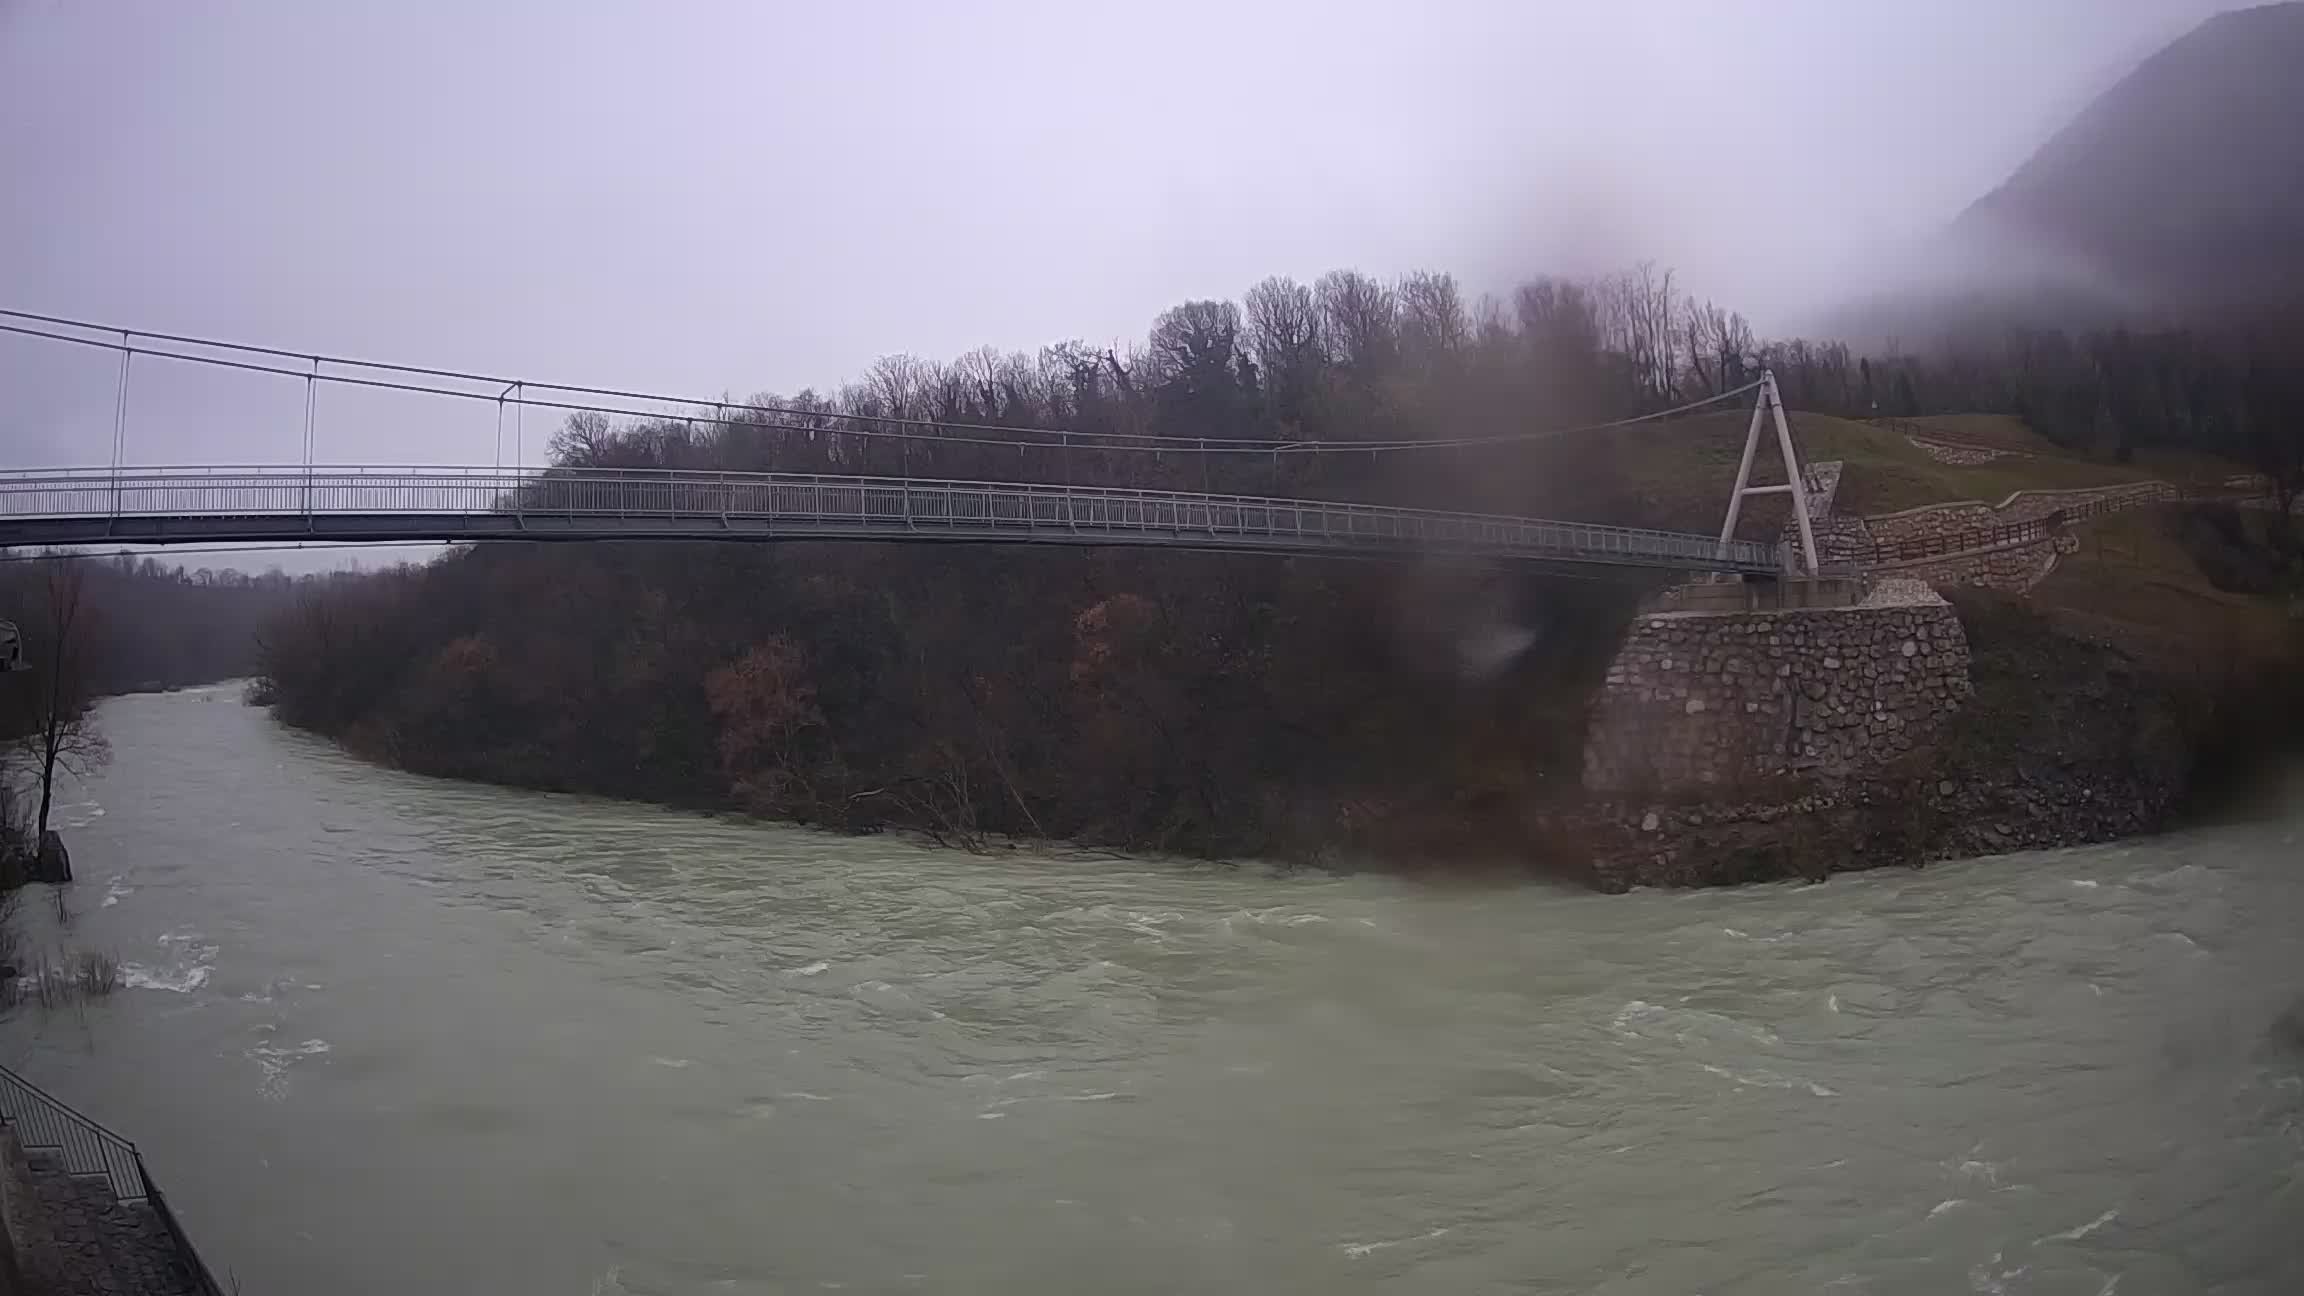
255,526,2304,890
251,541,1643,866
1552,589,2216,889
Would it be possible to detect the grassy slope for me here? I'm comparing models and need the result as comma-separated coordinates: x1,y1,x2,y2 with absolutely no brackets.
1522,409,2191,538
1902,414,2056,452
2030,505,2297,672
1527,405,2285,665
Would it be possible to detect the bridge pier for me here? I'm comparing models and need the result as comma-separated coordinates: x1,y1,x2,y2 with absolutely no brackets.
1581,580,1973,797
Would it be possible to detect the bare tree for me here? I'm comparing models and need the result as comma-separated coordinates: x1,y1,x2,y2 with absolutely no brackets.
1396,270,1470,363
1515,277,1603,368
1315,270,1398,377
1146,300,1244,385
1598,262,1680,403
548,410,618,466
1243,276,1321,422
10,558,109,874
862,353,936,421
1683,297,1756,395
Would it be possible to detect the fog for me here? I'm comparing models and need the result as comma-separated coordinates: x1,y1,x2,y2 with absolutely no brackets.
0,0,2245,487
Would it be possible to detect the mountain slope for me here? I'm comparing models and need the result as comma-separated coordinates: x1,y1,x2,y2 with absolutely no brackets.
1831,2,2304,340
1953,1,2304,311
1949,1,2304,315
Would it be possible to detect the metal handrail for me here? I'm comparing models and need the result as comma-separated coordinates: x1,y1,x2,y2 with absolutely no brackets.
0,1062,145,1200
0,464,1784,572
0,1062,225,1294
1829,484,2179,570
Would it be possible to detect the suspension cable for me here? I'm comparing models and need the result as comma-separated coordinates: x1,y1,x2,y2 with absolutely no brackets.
0,310,1761,458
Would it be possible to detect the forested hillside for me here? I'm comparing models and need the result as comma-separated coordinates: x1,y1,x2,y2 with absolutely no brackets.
252,253,2303,862
0,554,298,701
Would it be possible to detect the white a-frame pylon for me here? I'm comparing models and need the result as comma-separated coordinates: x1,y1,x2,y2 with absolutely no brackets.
1716,369,1819,576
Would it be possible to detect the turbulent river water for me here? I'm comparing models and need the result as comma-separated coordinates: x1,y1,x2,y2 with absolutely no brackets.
2,687,2301,1293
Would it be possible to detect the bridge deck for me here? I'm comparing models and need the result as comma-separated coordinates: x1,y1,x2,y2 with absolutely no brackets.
0,467,1780,574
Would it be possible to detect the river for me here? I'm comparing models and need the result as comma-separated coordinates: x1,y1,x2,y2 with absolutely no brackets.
1,686,2300,1293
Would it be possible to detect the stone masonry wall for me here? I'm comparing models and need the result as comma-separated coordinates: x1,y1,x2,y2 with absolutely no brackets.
1583,593,1972,796
1856,482,2174,593
1886,533,2079,592
1909,437,2008,465
1863,482,2176,549
1778,460,1876,566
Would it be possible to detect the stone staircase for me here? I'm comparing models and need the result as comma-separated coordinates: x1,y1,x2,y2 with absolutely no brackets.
3,1139,195,1295
0,1063,220,1295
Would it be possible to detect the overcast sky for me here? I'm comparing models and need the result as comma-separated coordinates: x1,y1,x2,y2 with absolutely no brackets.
0,0,2246,479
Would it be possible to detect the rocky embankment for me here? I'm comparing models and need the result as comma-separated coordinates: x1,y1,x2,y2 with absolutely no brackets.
1556,591,2203,891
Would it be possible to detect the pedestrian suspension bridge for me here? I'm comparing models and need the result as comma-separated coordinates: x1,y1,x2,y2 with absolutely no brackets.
0,310,1826,577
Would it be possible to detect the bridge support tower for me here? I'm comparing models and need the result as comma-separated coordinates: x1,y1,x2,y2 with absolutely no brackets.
1716,370,1820,577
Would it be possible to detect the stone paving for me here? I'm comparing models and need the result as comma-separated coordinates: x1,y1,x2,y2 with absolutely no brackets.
14,1151,193,1295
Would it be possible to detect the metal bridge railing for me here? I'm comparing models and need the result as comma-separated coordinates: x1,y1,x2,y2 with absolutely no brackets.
1831,484,2179,571
0,465,1784,572
0,1063,145,1200
0,1062,226,1294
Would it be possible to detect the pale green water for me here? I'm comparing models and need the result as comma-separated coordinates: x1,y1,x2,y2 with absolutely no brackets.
3,686,2301,1294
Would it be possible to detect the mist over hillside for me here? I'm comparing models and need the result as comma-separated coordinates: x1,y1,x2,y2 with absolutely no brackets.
1835,1,2304,342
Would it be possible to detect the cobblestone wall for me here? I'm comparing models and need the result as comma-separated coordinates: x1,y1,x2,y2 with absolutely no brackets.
1777,461,1875,566
1864,482,2175,548
1857,482,2173,592
1583,593,1973,795
1886,533,2080,591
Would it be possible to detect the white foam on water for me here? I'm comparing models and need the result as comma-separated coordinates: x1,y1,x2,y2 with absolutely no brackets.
647,1056,693,1069
1612,1000,1780,1048
122,936,218,993
119,959,207,986
1700,1063,1838,1098
248,1038,331,1101
1227,908,1329,928
1339,1227,1450,1258
793,961,831,976
2039,1208,2118,1244
1930,1199,1967,1218
100,879,133,908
